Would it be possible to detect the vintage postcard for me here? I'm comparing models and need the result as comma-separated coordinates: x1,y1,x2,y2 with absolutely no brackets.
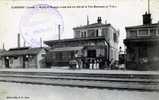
0,0,159,100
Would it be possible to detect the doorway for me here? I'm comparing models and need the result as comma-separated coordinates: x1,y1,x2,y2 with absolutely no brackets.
87,50,96,58
5,58,9,68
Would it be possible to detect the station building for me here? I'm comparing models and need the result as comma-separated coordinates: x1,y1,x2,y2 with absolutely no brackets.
44,17,119,69
124,12,159,70
0,47,46,69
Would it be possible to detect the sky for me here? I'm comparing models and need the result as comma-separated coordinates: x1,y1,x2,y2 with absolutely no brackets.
0,0,159,50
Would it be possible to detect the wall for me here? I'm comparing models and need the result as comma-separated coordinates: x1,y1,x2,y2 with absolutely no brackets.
106,26,119,62
27,56,37,68
74,27,102,38
0,57,3,68
37,49,46,68
126,44,159,70
9,56,23,68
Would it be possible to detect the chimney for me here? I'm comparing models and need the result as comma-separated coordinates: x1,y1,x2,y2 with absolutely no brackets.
23,41,26,47
105,20,107,24
142,0,152,25
17,33,20,48
97,17,102,24
58,24,61,40
87,16,89,25
143,12,152,25
3,43,5,50
40,38,42,48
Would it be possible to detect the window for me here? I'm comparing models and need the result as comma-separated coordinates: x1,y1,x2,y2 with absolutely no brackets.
129,30,137,34
81,32,84,38
70,51,75,59
62,52,67,60
75,31,80,38
150,28,156,36
139,47,147,58
80,31,87,38
157,29,159,36
113,33,117,42
88,29,95,37
138,29,149,36
127,30,137,38
56,52,63,60
84,31,87,37
102,28,107,36
96,29,98,37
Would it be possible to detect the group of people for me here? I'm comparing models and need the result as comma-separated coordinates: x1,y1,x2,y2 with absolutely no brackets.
69,57,116,70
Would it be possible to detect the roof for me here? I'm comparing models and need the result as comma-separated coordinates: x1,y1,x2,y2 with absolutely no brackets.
125,23,159,29
50,46,84,52
0,47,44,57
44,36,105,46
73,23,111,30
0,49,4,52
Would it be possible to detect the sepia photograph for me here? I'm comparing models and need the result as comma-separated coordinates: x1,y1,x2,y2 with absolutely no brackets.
0,0,159,100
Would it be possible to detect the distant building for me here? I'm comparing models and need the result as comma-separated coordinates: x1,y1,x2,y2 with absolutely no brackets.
0,49,5,68
0,47,46,68
44,17,119,69
124,12,159,70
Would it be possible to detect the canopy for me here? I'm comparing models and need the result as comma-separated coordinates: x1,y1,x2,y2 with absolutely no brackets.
51,46,83,52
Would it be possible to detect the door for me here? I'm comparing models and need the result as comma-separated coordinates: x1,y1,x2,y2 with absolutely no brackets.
5,58,9,68
87,50,96,58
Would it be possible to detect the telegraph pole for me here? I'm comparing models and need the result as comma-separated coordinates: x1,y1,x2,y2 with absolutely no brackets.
87,15,89,25
40,37,42,48
58,24,61,40
3,42,5,50
148,0,150,14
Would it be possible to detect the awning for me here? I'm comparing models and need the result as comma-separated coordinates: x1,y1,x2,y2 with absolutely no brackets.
51,46,83,52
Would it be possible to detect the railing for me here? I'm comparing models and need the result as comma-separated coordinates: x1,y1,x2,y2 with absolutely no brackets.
127,28,159,39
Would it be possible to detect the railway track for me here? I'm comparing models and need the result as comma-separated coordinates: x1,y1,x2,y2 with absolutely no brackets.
0,69,159,91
